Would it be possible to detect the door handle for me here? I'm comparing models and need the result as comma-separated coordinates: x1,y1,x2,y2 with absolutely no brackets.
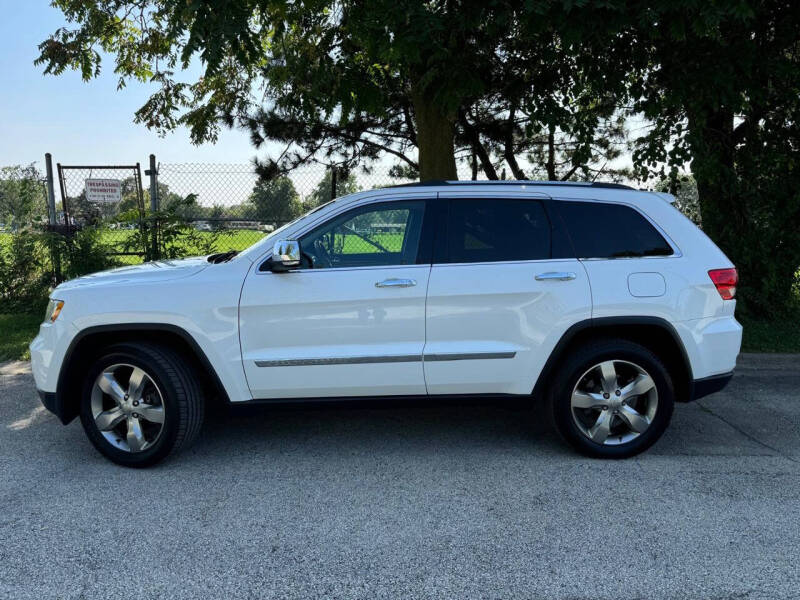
375,278,417,288
535,271,577,281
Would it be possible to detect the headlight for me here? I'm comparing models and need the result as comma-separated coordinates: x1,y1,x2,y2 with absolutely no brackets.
45,299,64,323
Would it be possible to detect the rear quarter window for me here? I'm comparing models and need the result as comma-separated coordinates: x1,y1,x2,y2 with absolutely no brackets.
556,201,674,258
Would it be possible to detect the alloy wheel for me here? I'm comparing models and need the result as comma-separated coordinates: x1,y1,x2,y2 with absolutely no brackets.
570,359,658,445
90,363,166,453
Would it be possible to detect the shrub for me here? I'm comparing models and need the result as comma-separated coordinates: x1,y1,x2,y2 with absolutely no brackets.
0,228,51,314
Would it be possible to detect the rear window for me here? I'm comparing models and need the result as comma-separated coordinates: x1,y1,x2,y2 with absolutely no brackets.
557,201,674,258
446,198,551,263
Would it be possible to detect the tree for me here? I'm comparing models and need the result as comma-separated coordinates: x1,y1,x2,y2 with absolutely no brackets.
626,1,800,314
36,0,632,182
0,165,45,230
249,176,302,224
308,170,361,208
656,176,701,226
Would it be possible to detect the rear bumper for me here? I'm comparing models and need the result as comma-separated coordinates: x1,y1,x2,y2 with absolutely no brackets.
688,371,734,402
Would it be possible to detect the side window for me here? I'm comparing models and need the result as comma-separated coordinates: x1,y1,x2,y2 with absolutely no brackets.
446,198,551,263
557,201,674,258
299,200,425,269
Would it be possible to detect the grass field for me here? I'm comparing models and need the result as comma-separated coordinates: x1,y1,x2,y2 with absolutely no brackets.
0,228,267,264
0,313,42,362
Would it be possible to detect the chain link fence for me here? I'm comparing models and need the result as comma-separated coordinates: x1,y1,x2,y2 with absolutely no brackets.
154,161,415,255
55,163,147,262
4,154,485,274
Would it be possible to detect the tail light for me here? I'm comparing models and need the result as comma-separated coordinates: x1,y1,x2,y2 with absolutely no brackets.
708,268,738,300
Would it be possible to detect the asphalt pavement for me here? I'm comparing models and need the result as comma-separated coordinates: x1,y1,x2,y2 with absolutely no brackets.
1,354,798,599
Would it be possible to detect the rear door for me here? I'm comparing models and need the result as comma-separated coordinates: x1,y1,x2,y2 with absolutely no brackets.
423,192,592,395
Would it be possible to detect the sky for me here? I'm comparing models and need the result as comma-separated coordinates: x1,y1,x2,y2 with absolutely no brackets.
0,0,259,172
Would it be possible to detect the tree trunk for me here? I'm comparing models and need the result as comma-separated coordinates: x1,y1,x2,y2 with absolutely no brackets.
412,90,458,181
546,124,556,180
687,109,742,255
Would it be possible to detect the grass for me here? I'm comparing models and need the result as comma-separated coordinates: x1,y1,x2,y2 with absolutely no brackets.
0,313,43,362
97,229,266,264
739,312,800,353
0,229,267,265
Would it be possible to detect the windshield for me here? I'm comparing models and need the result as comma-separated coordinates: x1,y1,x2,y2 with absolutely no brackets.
237,199,336,260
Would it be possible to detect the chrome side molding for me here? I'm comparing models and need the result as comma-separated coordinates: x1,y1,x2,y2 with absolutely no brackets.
255,351,517,367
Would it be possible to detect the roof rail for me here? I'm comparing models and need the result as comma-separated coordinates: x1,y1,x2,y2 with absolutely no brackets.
389,180,635,190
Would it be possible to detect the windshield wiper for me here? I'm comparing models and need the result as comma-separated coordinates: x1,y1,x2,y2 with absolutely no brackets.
207,250,239,264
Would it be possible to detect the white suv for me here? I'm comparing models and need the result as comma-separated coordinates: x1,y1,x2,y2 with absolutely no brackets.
31,181,742,467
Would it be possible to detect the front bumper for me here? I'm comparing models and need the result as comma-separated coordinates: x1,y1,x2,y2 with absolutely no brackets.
37,387,75,424
37,389,58,415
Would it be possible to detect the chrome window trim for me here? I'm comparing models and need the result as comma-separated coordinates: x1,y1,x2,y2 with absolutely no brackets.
254,263,432,276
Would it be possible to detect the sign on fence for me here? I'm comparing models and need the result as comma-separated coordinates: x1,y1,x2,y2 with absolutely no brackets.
85,178,122,203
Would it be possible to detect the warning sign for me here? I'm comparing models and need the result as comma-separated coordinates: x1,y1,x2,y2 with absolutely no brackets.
85,179,122,204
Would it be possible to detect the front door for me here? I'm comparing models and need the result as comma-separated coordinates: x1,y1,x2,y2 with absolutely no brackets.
239,197,432,399
423,193,592,395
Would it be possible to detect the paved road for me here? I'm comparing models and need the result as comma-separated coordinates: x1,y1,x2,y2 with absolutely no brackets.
1,355,799,600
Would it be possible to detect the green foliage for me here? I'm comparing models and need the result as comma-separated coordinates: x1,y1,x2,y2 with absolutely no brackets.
35,0,635,182
0,228,52,314
49,227,121,280
0,165,45,230
0,313,43,361
740,310,800,353
656,176,701,226
249,176,303,223
0,223,124,315
308,170,360,208
625,1,800,316
120,196,235,260
31,0,800,314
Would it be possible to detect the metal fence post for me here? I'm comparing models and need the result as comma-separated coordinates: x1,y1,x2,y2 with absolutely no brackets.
330,166,338,200
44,153,57,225
44,153,63,282
146,154,159,260
148,154,158,212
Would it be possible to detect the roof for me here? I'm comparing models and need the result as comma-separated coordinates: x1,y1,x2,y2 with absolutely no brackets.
389,180,634,191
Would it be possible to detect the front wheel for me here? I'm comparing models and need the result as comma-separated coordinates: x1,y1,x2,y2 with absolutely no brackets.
549,339,674,458
79,342,205,467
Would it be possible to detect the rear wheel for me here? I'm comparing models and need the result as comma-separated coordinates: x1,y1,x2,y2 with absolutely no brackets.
79,342,204,467
549,339,674,458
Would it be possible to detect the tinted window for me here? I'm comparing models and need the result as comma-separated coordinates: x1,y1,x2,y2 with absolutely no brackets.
557,201,673,258
299,200,425,268
446,199,551,263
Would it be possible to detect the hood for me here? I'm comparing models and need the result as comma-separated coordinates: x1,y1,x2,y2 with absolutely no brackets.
55,256,212,291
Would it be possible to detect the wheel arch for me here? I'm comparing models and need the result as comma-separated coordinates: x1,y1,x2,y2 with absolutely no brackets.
53,324,230,424
532,317,694,403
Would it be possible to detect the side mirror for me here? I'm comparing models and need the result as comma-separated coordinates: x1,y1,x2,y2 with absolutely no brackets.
268,239,301,272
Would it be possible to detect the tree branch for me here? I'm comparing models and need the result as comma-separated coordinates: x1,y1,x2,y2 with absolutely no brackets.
458,109,498,180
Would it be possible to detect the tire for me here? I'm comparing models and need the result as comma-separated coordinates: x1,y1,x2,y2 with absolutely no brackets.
79,342,205,467
548,338,674,458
